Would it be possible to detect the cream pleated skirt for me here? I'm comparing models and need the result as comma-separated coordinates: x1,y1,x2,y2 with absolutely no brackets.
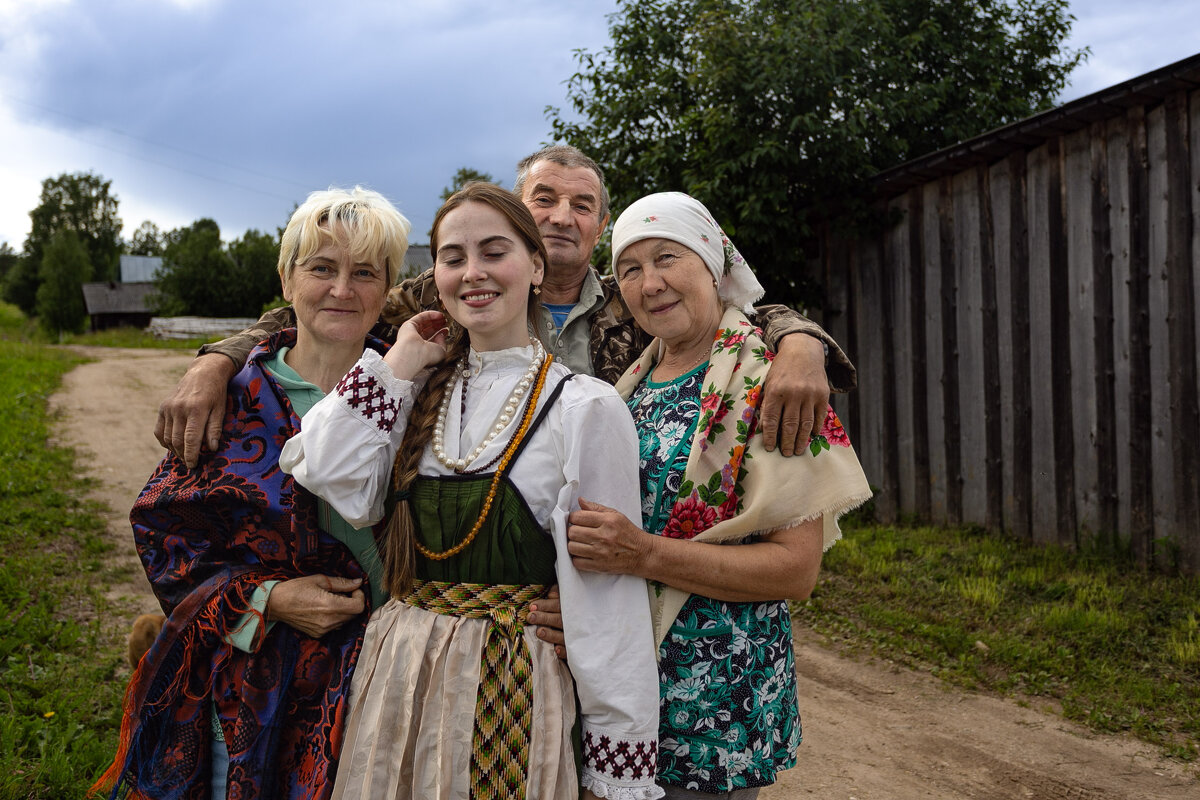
330,597,579,800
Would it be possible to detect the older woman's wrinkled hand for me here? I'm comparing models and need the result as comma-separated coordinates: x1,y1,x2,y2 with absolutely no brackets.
528,587,568,661
385,310,449,380
759,333,830,457
566,498,652,577
266,574,366,638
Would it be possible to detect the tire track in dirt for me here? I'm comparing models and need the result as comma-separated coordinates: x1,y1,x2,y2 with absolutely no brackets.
49,346,194,626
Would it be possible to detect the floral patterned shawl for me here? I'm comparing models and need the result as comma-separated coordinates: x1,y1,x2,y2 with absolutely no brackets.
614,307,872,644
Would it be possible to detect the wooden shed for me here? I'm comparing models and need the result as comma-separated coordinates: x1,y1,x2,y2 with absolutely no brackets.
821,53,1200,571
81,281,156,331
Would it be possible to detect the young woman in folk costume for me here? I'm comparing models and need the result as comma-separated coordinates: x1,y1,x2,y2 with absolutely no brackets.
281,182,662,800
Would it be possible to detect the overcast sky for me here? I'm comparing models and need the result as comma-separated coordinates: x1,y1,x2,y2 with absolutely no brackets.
0,0,1196,251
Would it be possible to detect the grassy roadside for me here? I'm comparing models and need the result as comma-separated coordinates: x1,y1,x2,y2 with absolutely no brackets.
795,519,1200,763
38,323,209,352
0,338,125,800
0,307,200,799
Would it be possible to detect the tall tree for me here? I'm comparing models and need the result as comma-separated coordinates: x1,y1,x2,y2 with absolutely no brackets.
4,252,39,311
153,221,280,317
36,229,92,336
228,229,281,314
153,219,233,317
549,0,1086,304
0,242,19,289
440,167,497,201
128,220,165,256
19,172,122,311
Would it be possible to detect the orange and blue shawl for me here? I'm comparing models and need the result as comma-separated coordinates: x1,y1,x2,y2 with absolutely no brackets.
97,330,381,800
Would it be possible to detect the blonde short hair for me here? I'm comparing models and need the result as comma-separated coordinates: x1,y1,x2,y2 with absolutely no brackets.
279,187,411,285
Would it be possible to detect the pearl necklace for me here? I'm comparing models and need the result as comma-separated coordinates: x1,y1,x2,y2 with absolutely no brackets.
431,338,546,472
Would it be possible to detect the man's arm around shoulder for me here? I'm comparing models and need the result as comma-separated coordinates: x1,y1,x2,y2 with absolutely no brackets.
157,306,296,467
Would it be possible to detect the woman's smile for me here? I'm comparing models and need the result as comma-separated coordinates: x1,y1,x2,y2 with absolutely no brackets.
461,290,501,306
647,299,680,315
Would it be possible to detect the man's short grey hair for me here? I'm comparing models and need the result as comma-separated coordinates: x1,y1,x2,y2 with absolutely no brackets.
514,144,611,222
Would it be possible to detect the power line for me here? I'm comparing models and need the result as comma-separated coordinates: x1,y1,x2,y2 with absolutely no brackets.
81,134,299,202
2,93,308,200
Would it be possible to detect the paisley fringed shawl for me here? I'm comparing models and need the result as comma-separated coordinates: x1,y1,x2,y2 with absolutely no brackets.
95,331,378,800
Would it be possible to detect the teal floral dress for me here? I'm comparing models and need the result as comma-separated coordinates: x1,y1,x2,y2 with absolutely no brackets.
627,363,801,793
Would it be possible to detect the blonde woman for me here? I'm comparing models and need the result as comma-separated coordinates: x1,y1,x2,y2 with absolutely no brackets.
98,187,411,800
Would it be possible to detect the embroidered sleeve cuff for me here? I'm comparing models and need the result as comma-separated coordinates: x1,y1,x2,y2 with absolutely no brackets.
331,349,415,435
580,726,662,799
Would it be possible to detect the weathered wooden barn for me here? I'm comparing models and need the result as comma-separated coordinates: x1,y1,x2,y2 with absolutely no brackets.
81,281,156,331
80,256,164,330
820,53,1200,571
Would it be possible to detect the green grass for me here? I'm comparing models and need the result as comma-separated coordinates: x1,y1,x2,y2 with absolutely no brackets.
0,305,136,799
0,300,213,351
0,304,226,798
795,521,1200,762
52,326,208,350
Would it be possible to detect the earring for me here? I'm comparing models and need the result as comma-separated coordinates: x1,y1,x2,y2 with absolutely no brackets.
533,285,542,296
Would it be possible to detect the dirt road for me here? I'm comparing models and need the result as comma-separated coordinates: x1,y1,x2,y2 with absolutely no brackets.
51,346,1198,800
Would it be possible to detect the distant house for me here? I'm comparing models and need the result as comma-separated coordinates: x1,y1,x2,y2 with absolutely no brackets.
80,255,163,330
82,249,432,334
80,281,157,331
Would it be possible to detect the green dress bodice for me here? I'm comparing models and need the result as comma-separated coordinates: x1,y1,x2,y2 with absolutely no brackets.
404,373,576,587
409,473,557,585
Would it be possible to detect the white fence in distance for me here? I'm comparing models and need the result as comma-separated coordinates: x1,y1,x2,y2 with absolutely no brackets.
147,316,259,340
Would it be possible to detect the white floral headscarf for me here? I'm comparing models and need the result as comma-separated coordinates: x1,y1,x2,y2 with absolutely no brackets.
610,191,766,314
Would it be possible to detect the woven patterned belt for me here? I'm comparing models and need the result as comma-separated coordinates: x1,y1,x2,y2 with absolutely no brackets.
403,579,548,799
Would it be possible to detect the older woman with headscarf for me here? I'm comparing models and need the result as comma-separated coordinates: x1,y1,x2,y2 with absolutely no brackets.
567,192,872,799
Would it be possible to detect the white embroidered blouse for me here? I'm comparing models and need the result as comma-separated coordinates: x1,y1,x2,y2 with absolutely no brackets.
280,345,664,800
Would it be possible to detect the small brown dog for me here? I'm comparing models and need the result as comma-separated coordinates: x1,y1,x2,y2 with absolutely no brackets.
126,613,166,669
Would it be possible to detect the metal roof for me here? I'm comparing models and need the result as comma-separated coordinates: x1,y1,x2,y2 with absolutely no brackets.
405,244,433,274
120,255,163,283
871,51,1200,197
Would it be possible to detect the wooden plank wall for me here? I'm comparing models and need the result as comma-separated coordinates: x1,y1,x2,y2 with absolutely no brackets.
832,87,1200,572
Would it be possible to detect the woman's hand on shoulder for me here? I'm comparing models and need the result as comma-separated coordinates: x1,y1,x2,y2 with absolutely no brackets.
266,574,365,638
385,310,449,379
566,498,653,577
